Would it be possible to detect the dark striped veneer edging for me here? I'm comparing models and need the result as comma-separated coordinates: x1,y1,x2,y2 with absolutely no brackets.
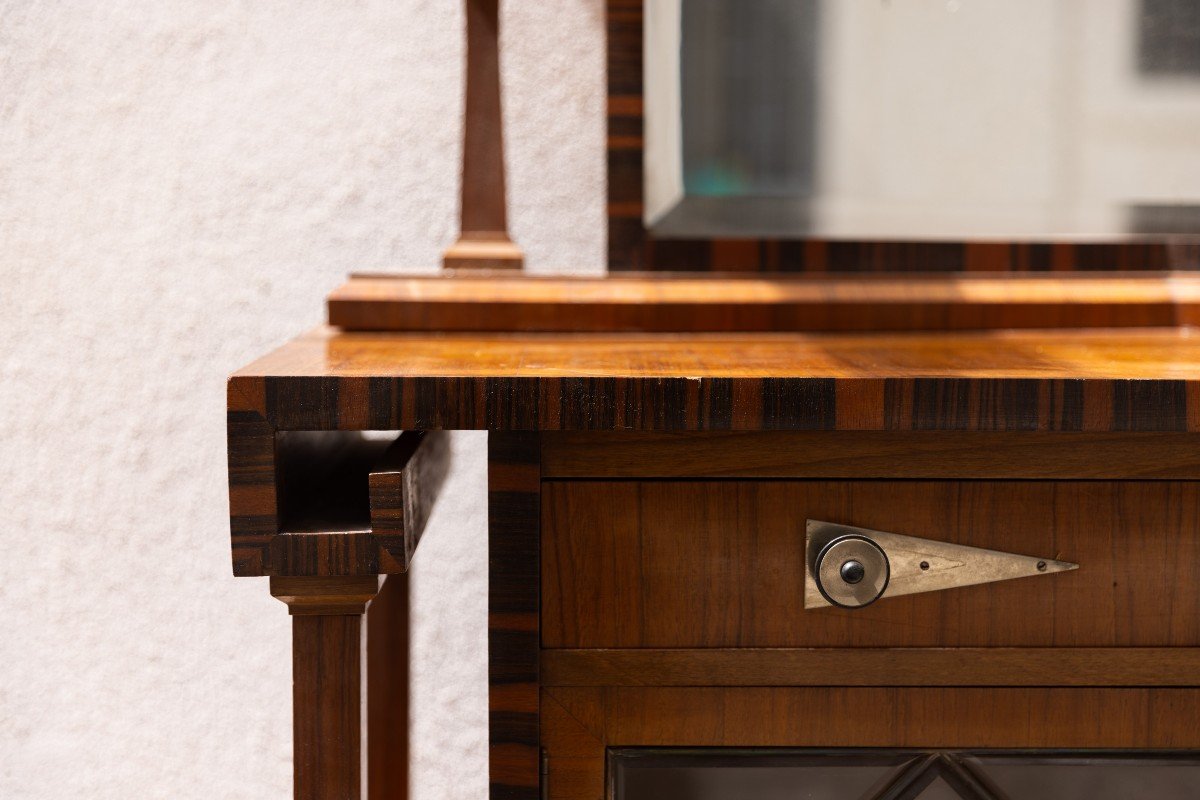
488,433,541,800
228,374,1200,576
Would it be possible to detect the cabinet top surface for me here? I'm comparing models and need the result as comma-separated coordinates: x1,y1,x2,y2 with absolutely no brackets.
235,325,1200,381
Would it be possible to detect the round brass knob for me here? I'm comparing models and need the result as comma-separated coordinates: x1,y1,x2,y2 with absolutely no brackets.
840,560,866,584
815,534,889,608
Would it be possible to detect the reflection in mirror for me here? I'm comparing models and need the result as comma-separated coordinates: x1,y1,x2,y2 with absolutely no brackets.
645,0,1200,240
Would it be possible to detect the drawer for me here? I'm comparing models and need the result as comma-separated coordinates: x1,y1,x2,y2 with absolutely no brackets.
541,480,1200,649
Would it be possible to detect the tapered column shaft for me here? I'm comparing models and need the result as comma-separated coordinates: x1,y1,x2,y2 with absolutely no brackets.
444,0,523,270
273,576,381,800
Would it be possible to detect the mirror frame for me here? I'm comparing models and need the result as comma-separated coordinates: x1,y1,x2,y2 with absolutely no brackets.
606,0,1200,273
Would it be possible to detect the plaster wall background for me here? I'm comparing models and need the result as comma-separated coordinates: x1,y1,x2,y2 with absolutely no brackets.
0,2,605,797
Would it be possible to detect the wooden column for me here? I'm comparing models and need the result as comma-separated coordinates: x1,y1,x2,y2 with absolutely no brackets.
443,0,524,271
272,576,381,800
366,573,410,800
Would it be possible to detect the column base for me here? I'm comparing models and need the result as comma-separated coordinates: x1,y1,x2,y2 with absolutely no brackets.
443,236,524,271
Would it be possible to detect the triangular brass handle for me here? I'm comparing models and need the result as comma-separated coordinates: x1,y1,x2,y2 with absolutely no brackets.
805,520,1078,609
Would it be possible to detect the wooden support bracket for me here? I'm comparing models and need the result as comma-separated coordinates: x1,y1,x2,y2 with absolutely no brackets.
368,430,451,573
270,429,451,576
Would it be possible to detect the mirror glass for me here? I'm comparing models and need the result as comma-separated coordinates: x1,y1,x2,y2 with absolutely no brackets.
645,0,1200,240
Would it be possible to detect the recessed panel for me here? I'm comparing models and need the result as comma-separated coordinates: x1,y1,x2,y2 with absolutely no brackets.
542,480,1200,648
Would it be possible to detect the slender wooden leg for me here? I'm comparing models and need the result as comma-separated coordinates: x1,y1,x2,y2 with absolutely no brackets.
272,576,381,800
367,573,410,800
292,616,363,800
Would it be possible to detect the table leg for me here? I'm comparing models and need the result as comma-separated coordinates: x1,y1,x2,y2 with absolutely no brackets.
367,573,409,800
272,576,381,800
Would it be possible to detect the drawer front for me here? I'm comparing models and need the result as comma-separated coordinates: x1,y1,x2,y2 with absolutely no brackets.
541,480,1200,648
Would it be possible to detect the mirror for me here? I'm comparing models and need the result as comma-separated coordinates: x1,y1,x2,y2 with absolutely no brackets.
645,0,1200,241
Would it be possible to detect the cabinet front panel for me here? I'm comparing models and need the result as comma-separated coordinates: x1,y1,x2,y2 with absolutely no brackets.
542,480,1200,648
542,686,1200,800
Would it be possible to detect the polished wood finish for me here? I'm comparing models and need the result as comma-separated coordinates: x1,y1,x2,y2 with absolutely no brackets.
368,431,450,572
541,648,1200,687
605,0,1200,272
541,431,1200,479
230,328,1200,577
230,326,1200,575
236,326,1200,381
489,433,542,800
225,408,449,576
233,280,1200,799
228,379,278,575
542,686,1200,799
273,576,381,800
293,616,363,800
367,574,409,800
566,687,1200,747
443,0,522,270
542,480,1200,648
270,429,448,572
443,239,524,271
271,575,380,616
328,273,1200,332
224,8,1200,798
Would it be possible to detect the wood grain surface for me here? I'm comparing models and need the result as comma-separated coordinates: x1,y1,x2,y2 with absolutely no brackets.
292,616,363,800
541,648,1200,687
542,480,1200,649
489,433,542,800
367,430,450,572
270,575,380,616
605,0,1200,273
540,431,1200,479
442,0,523,270
545,686,1200,749
269,429,448,572
226,414,449,577
236,326,1200,380
230,328,1200,575
271,576,381,800
229,327,1200,575
329,273,1200,331
367,574,409,800
542,686,1200,799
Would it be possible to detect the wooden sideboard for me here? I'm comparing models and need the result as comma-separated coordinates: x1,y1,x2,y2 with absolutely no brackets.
227,273,1200,799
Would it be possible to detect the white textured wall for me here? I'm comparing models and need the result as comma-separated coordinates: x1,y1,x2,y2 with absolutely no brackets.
0,2,604,798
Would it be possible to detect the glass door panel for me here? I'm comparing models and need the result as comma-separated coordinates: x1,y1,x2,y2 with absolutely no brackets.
611,749,1200,800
